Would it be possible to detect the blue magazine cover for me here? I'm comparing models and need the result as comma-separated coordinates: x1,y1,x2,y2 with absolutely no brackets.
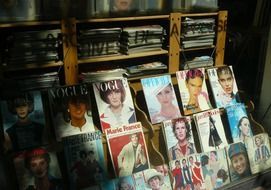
225,103,253,143
62,131,107,189
141,74,181,124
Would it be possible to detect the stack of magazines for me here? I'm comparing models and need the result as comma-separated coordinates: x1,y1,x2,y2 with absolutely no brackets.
120,25,165,54
181,17,215,49
125,61,168,77
77,28,121,58
182,55,214,69
79,68,127,83
2,29,61,66
5,72,60,91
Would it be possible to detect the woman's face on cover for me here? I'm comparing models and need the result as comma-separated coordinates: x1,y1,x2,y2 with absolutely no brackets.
218,72,233,94
120,182,130,190
107,90,122,108
68,100,86,120
175,121,187,142
156,86,173,106
186,77,203,100
231,153,247,175
114,0,132,11
239,118,251,137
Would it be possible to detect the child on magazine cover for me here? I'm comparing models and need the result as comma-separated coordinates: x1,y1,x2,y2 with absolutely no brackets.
184,69,211,115
151,83,181,123
168,118,196,160
117,133,148,176
4,92,45,151
228,142,251,181
98,79,136,130
216,66,240,108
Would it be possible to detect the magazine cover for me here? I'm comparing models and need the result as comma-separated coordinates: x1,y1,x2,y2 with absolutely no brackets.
200,149,230,190
62,131,107,189
193,108,228,152
1,90,47,152
48,84,95,142
226,142,251,182
143,168,172,190
162,116,197,161
141,74,181,124
92,78,137,132
207,66,240,108
176,68,212,115
133,170,146,190
225,103,253,143
13,147,63,190
245,133,271,174
114,175,136,190
100,180,115,190
105,122,150,177
169,156,200,190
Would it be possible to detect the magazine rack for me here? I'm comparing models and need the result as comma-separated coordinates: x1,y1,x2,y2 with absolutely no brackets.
2,10,270,189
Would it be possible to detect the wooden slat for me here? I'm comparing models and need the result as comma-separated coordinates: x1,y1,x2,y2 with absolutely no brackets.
0,61,63,71
77,15,169,23
215,10,228,66
61,18,79,85
0,20,60,28
168,12,181,72
78,50,168,64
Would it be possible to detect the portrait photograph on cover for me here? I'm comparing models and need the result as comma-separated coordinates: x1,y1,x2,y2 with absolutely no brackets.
141,74,181,124
93,78,136,132
1,90,47,152
48,84,95,142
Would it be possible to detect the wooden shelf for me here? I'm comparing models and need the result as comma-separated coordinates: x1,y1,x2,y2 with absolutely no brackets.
78,49,168,65
1,60,63,71
180,45,216,52
77,15,169,23
180,12,218,17
0,20,61,28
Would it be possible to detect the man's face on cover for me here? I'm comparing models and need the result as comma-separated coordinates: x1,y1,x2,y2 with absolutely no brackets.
218,72,234,95
130,134,139,147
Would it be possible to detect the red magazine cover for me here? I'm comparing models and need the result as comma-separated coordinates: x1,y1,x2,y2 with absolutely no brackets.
105,122,150,177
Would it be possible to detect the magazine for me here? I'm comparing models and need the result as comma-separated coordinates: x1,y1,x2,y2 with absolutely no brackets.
114,175,136,190
225,103,253,143
207,66,240,108
193,108,228,152
92,77,136,132
13,147,63,190
62,131,107,189
169,155,202,190
200,149,230,190
141,74,181,124
245,133,271,174
143,168,172,190
176,68,212,115
1,90,47,152
162,116,197,161
225,142,251,182
48,84,95,142
105,122,150,177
